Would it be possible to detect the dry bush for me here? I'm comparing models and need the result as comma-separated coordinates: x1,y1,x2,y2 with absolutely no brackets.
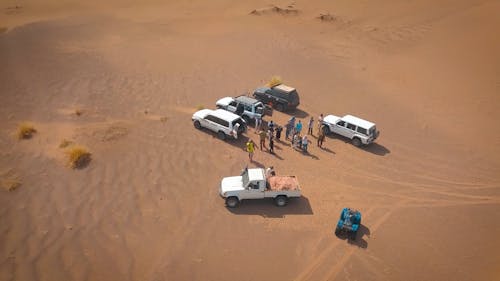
66,145,91,169
75,109,83,116
160,116,168,122
250,5,299,16
1,179,21,192
267,76,282,87
17,122,37,139
59,139,74,148
196,105,205,110
317,13,336,22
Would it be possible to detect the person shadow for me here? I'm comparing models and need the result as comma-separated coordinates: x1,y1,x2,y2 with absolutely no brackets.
249,159,266,168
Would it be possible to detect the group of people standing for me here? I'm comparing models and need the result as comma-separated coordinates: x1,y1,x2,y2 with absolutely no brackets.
245,113,327,162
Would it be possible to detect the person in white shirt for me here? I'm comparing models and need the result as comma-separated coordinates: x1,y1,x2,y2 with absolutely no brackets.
265,166,276,177
302,135,309,152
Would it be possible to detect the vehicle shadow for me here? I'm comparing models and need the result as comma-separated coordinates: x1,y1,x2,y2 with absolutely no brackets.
281,108,309,118
226,196,313,218
198,128,253,150
361,143,390,156
324,134,390,156
334,224,370,249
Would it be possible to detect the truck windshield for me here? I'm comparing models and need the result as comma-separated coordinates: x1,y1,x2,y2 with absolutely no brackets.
241,169,250,187
369,126,377,136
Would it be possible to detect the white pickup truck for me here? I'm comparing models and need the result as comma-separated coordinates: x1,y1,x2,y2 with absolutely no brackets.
220,168,301,208
216,95,272,124
322,114,380,146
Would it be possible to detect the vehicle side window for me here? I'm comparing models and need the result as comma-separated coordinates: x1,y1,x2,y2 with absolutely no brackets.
215,117,229,128
229,101,237,107
337,121,346,127
244,104,252,111
250,182,259,189
346,123,356,131
357,127,367,135
276,92,287,99
205,115,216,123
208,116,229,128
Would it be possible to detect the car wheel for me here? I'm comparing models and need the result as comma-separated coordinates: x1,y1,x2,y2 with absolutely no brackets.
352,137,361,147
274,195,288,207
226,197,239,208
194,121,201,129
218,131,226,140
276,104,285,112
334,227,341,236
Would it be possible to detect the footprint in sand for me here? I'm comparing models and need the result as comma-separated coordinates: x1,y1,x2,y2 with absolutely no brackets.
5,6,22,15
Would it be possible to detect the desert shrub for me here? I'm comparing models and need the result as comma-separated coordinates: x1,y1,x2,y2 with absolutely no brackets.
59,139,73,148
2,179,21,191
66,145,91,169
196,104,205,110
267,76,282,87
17,122,37,139
75,109,83,116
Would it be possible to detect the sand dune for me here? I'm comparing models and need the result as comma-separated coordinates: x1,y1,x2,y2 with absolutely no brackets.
1,0,499,280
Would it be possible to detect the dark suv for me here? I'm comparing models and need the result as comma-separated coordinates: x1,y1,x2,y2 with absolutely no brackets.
253,84,300,112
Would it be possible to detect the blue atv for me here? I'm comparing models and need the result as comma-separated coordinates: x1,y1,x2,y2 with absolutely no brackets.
335,208,362,239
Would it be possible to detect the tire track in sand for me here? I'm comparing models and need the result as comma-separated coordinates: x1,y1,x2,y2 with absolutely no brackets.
319,201,408,281
294,201,408,281
293,207,379,281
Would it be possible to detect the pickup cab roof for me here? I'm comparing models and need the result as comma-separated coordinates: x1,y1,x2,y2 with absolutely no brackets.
216,97,234,107
235,95,261,105
247,168,265,181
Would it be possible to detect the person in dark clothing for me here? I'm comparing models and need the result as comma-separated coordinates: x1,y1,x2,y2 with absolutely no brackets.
268,129,274,154
275,126,282,141
268,120,275,132
236,104,244,115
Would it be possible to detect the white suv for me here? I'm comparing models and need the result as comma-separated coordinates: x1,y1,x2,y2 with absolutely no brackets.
322,114,379,146
192,109,247,140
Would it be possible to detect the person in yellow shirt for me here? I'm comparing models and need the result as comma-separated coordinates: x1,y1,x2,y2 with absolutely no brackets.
246,139,255,162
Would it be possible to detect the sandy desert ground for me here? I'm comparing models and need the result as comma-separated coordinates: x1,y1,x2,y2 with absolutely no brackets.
1,0,500,280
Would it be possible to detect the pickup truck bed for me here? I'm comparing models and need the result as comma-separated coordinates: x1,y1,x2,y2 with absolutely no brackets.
268,176,300,191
